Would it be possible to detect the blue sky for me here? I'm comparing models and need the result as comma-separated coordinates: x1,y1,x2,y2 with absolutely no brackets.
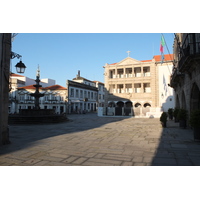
11,33,174,87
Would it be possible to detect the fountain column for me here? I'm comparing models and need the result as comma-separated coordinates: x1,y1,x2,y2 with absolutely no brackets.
30,66,44,109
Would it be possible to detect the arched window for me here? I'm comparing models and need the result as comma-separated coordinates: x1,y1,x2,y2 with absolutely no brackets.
117,101,124,107
135,103,141,107
125,101,133,107
176,94,180,108
181,91,186,109
144,103,151,107
190,82,200,111
108,102,115,107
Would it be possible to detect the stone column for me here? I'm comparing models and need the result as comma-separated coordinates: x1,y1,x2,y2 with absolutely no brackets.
0,33,11,145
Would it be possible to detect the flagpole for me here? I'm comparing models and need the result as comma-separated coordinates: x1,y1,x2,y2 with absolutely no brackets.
160,33,173,76
161,33,174,61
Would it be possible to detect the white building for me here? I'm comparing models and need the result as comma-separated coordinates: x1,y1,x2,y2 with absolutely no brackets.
66,71,104,113
9,73,67,114
66,79,98,113
103,54,175,117
156,55,175,112
93,81,105,107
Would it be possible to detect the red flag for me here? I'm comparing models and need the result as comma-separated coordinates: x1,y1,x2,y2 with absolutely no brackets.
160,44,164,53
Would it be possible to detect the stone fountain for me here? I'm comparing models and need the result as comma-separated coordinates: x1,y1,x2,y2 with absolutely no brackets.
9,67,68,124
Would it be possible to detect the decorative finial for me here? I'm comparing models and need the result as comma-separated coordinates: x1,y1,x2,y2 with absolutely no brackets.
36,65,40,77
127,51,131,57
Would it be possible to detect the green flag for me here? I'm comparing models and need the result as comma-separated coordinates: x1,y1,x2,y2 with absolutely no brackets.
161,36,165,46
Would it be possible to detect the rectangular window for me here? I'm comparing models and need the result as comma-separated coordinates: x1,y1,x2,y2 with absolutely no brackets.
94,93,97,100
134,83,141,93
20,95,24,101
70,88,74,97
143,83,151,93
76,89,79,98
134,67,141,77
80,90,83,98
143,66,150,77
45,96,49,101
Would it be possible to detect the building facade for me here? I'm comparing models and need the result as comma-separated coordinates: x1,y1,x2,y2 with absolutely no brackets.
66,79,98,114
9,73,67,114
93,81,105,107
103,54,174,117
66,71,104,114
170,33,200,114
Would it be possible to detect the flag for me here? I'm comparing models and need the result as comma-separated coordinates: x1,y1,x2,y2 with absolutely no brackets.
163,74,168,96
160,35,165,53
160,35,165,64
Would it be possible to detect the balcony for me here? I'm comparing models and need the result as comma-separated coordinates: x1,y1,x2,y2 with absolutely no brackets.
170,67,184,88
178,42,200,73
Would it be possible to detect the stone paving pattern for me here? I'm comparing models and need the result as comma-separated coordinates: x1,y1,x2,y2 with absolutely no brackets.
1,113,200,166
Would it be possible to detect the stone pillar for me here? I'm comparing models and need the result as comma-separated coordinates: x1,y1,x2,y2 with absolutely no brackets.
0,33,11,145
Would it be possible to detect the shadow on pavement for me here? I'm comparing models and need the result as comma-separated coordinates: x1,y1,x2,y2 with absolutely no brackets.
0,113,128,156
151,119,200,166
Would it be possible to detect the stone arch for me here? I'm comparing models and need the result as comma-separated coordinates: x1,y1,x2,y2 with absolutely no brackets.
143,103,151,115
134,102,141,116
108,101,116,107
190,82,200,111
125,101,133,107
181,91,186,109
144,103,151,107
176,94,180,108
134,102,141,107
116,101,124,107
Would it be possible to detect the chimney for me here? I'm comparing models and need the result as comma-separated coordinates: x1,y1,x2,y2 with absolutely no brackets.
78,70,80,77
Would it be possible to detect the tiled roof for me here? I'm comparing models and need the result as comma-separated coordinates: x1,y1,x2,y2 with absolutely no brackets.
73,76,92,82
109,54,174,65
141,60,152,62
18,85,37,90
43,85,67,90
10,73,24,77
154,54,173,62
18,84,67,90
67,80,98,91
93,81,104,85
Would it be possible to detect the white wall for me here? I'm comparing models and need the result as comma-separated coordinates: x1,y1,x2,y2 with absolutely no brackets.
41,78,56,87
25,77,35,86
158,63,175,112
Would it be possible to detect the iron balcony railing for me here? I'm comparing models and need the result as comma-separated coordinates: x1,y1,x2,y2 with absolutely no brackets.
178,34,200,72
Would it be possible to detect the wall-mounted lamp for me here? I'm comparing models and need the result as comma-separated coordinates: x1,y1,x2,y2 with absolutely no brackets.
11,51,26,73
15,60,26,73
161,93,164,98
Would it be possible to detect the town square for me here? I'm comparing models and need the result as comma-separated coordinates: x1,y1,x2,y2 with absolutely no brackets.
1,113,199,166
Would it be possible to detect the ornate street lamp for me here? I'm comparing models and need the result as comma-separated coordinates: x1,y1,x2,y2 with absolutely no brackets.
15,60,26,73
11,51,26,73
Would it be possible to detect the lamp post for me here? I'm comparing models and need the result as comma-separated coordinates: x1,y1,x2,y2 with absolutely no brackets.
0,33,27,145
0,34,11,145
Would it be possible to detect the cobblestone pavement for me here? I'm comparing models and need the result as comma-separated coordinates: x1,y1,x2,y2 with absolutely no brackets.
0,113,200,166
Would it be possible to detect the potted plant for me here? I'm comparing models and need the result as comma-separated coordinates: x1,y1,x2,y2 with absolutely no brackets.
177,108,188,128
189,109,200,140
173,107,179,122
160,112,168,128
168,108,174,120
